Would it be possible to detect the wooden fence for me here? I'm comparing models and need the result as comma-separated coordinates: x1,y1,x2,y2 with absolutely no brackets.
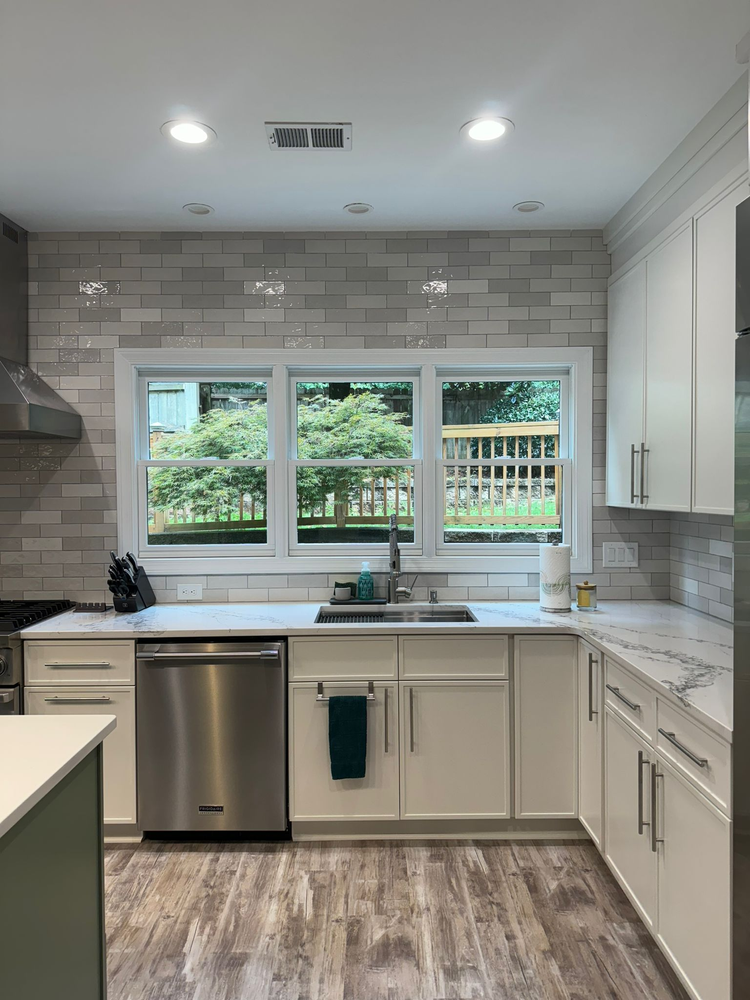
148,421,560,533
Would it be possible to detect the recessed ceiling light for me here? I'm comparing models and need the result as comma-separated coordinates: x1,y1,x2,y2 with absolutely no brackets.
513,200,545,214
460,117,514,142
183,203,215,216
344,202,373,215
161,120,216,145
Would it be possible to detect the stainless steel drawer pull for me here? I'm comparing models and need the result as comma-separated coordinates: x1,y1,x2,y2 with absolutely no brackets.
637,749,650,835
588,652,598,722
139,650,279,660
46,662,112,668
316,680,375,704
651,763,664,852
409,687,415,753
606,683,640,712
43,696,112,704
658,728,708,768
0,691,15,703
384,688,389,753
640,442,649,504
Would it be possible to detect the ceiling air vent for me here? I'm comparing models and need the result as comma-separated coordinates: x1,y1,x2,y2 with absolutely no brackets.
265,122,352,151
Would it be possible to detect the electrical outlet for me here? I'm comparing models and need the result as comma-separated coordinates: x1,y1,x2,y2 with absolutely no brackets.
602,541,639,568
177,583,203,601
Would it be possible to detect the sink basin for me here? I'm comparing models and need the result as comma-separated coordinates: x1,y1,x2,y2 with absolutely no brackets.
314,604,478,624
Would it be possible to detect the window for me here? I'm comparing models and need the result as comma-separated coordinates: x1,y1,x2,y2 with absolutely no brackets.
292,380,417,549
116,349,592,573
139,377,272,549
439,378,565,550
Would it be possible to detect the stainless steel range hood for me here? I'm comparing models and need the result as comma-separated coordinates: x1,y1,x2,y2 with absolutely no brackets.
0,212,81,439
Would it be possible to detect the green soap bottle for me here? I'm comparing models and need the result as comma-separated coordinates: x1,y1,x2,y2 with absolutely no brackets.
357,560,374,601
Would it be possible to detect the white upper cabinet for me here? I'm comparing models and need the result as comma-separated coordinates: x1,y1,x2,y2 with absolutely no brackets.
606,170,747,514
693,180,747,514
606,261,646,507
643,224,693,511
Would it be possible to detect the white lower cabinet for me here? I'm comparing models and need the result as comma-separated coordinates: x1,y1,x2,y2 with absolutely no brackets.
655,758,730,1000
605,709,657,928
578,641,603,849
289,682,399,821
400,681,510,819
514,636,578,818
24,686,137,825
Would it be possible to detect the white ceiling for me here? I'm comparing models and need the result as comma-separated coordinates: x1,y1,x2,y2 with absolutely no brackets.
1,0,748,232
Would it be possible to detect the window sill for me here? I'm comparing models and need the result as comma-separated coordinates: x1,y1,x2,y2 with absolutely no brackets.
136,553,592,575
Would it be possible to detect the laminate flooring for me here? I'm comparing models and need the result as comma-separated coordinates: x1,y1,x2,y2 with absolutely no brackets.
104,839,688,1000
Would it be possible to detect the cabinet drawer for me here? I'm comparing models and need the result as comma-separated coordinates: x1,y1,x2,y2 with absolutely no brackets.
25,641,135,685
656,699,730,816
399,635,508,679
605,658,655,743
289,636,397,681
24,686,136,825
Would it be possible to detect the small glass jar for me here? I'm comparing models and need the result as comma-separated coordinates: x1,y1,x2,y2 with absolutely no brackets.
575,580,598,610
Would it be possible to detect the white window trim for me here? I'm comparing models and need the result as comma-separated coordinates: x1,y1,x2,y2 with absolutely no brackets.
114,348,593,575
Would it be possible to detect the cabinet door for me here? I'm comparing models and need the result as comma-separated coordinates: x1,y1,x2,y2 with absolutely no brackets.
578,641,603,849
693,181,747,514
604,709,657,928
400,682,510,819
606,261,645,506
289,682,398,821
514,636,577,818
656,759,730,1000
24,687,136,825
644,223,693,511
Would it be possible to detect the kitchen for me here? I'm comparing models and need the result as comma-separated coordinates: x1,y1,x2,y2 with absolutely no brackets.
0,3,749,998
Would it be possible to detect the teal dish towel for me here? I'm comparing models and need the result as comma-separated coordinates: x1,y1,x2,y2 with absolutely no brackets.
328,696,368,780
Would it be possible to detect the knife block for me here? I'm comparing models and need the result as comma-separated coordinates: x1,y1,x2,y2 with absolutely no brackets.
113,567,156,613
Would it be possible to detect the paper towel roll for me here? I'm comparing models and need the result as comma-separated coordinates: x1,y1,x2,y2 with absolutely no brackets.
539,543,571,612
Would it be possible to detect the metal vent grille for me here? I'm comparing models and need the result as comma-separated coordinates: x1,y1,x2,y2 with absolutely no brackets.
265,122,352,151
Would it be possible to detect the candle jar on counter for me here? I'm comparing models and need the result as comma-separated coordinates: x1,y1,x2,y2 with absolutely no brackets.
575,580,598,610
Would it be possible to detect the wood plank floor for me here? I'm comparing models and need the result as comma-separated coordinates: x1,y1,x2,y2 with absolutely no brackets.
105,840,689,1000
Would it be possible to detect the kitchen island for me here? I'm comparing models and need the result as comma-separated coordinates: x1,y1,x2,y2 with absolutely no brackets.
0,716,115,1000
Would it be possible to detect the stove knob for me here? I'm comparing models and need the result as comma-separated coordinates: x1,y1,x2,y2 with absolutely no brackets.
0,656,7,678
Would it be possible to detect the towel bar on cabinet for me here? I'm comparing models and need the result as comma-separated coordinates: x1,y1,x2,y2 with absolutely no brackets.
316,680,376,703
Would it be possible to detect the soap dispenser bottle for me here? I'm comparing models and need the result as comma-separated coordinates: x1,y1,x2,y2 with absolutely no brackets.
357,561,374,601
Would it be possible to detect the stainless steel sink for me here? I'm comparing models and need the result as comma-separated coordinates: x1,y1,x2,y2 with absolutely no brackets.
314,604,478,624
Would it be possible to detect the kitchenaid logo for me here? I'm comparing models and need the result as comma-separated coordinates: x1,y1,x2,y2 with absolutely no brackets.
198,805,224,813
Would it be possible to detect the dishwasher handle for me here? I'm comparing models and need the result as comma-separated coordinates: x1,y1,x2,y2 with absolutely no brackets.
137,649,281,661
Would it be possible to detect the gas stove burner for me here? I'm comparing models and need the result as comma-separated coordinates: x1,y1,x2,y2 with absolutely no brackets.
0,599,76,634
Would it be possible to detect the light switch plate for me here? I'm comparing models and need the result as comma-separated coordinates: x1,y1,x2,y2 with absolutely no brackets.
602,541,639,568
177,583,203,601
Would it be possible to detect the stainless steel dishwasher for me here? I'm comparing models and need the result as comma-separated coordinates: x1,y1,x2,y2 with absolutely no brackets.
136,640,287,833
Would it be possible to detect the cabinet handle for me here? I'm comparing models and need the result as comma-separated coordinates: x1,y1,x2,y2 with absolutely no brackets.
639,442,649,504
588,652,598,722
651,763,664,852
409,687,415,753
605,683,640,712
637,750,650,835
384,688,389,753
658,728,708,768
43,696,112,704
630,444,639,504
45,662,112,669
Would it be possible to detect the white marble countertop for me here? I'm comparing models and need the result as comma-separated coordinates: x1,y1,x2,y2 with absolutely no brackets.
0,716,116,839
21,600,733,741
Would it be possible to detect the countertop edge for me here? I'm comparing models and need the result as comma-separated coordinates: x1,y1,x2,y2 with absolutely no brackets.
0,716,116,840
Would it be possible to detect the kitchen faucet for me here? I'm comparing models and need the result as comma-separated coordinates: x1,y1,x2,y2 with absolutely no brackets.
388,514,417,603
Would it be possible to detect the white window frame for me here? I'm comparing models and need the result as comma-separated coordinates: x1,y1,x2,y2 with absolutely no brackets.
114,348,593,575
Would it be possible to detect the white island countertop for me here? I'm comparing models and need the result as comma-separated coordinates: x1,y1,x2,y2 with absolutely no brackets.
0,716,116,839
21,600,733,741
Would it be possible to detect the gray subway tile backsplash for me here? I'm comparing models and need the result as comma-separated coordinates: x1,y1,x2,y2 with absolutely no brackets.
0,229,733,620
